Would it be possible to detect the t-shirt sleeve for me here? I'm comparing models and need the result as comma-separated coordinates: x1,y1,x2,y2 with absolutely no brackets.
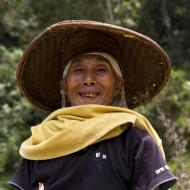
8,159,33,190
129,129,177,190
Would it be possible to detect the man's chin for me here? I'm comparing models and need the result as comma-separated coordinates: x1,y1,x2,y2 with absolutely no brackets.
70,97,111,106
75,100,103,105
73,97,95,104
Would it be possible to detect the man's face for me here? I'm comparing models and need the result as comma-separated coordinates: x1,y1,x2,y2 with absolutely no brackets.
61,54,123,106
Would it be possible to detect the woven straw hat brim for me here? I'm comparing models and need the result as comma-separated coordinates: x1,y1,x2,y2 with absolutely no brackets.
17,20,171,111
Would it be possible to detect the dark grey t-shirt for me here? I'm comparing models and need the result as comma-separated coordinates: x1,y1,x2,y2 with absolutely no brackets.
9,127,177,190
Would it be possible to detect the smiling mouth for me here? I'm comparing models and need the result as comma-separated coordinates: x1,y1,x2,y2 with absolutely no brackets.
79,92,100,98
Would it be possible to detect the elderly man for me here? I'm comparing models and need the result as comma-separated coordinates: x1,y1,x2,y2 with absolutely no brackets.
9,20,176,190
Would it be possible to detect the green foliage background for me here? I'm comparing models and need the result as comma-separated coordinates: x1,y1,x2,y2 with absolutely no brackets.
0,0,189,189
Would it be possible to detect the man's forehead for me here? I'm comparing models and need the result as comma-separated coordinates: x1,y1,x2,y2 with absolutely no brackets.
62,52,123,79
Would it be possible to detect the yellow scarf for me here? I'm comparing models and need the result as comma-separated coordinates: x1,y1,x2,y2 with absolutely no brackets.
20,105,165,160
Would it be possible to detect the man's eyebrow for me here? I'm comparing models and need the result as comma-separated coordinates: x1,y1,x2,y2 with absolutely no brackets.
95,63,110,67
70,61,83,67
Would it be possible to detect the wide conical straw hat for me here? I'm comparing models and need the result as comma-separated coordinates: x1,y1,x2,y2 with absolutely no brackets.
16,20,171,111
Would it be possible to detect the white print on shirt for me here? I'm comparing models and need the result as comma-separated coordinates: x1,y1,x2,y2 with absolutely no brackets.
39,182,44,190
155,165,170,175
95,152,107,159
102,154,107,159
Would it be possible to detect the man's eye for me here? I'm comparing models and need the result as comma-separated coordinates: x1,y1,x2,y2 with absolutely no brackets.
73,68,83,72
97,68,107,72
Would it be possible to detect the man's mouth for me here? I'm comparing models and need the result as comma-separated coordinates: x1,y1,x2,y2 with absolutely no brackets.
79,92,100,98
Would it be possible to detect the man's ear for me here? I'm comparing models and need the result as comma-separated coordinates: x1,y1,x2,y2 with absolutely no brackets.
60,79,67,95
114,77,124,97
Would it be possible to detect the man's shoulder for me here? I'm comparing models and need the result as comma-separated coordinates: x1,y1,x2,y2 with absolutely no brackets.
122,126,152,141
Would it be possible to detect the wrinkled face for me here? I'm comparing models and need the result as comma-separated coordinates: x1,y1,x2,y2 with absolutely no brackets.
61,54,123,106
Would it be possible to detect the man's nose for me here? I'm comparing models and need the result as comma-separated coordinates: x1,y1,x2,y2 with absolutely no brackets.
83,72,96,86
